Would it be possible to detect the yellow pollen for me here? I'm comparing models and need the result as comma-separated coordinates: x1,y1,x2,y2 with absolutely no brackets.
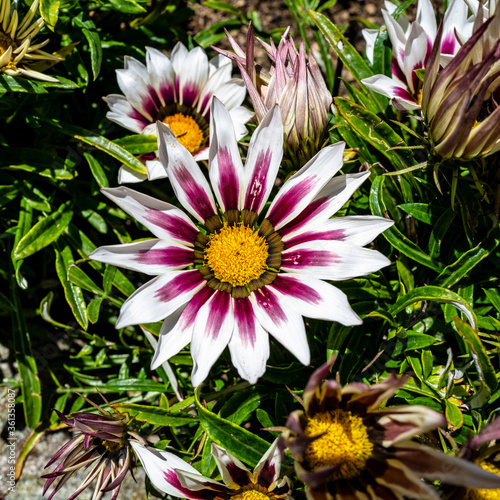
0,33,12,58
303,410,373,480
163,113,204,154
231,490,270,500
204,223,269,287
101,439,123,453
465,461,500,500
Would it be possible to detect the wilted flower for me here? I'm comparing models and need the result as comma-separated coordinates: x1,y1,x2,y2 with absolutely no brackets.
214,24,332,169
0,0,60,82
421,7,500,159
281,358,500,500
90,99,392,386
42,396,147,500
444,417,500,499
362,0,473,110
104,42,253,183
131,439,292,500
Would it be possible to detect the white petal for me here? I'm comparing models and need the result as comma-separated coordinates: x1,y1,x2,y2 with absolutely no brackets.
146,46,175,107
416,0,437,40
118,164,147,184
212,443,250,487
146,159,168,180
104,94,148,133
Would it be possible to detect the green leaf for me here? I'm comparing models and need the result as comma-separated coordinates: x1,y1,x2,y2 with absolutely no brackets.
0,184,20,206
370,176,443,272
9,279,42,428
336,98,415,172
428,207,456,259
404,332,436,351
103,265,117,294
68,265,104,295
13,203,73,260
112,403,197,426
398,203,444,225
432,225,500,288
444,399,464,431
203,0,241,15
454,317,497,392
87,297,103,324
113,134,158,155
12,199,32,288
54,245,88,330
195,388,270,466
389,286,477,330
0,75,78,93
483,288,500,314
84,153,109,188
40,0,60,29
108,0,147,13
309,10,386,112
43,119,148,175
82,28,102,80
101,378,168,392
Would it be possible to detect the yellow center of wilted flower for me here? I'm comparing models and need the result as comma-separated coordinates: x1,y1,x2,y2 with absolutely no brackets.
231,490,271,500
0,33,12,57
101,439,123,453
163,113,204,154
465,461,500,500
303,410,373,480
204,223,269,287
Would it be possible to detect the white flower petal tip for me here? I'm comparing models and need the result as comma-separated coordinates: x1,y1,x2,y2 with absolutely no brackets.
105,44,251,182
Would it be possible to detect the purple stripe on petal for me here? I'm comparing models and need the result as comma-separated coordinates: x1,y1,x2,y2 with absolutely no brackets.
411,61,423,95
278,198,326,238
141,92,159,121
244,149,273,212
164,471,213,500
271,275,321,304
206,291,231,339
283,229,345,250
176,285,215,331
146,210,198,244
160,83,176,105
281,249,339,269
139,152,157,163
234,297,256,346
181,83,199,107
392,56,406,84
217,147,239,210
171,163,217,221
154,270,204,303
134,247,194,267
441,33,456,55
266,177,315,227
200,92,213,114
128,107,151,128
254,287,287,325
256,461,276,489
225,462,251,486
393,86,417,102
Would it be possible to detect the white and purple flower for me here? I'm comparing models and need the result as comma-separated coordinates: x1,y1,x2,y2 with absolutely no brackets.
90,99,393,386
362,0,473,110
131,439,292,500
104,43,253,183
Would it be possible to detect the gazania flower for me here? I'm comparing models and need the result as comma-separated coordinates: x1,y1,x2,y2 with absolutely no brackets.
281,358,500,500
131,439,292,500
421,8,500,159
214,24,332,170
90,98,393,386
104,43,253,183
0,0,60,82
42,396,147,500
444,418,500,500
362,0,472,110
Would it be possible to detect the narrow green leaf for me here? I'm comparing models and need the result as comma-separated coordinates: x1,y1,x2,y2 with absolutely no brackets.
13,203,73,260
428,207,456,259
43,119,148,175
0,184,20,206
398,203,444,225
40,0,60,29
68,265,104,295
454,317,497,392
483,288,500,314
113,134,157,155
113,403,197,426
432,226,500,288
203,0,241,15
0,75,78,93
195,389,270,466
84,152,109,188
54,245,88,330
82,28,102,80
87,297,103,324
309,10,386,112
10,278,42,428
389,286,477,330
102,378,167,392
12,199,33,289
404,332,436,351
444,399,464,431
370,176,443,272
108,0,147,13
103,265,117,294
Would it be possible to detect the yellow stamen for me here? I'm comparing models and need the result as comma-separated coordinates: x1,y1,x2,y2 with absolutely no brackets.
303,410,373,480
465,461,500,500
101,439,123,453
163,113,204,154
204,223,269,287
0,32,11,56
231,490,270,500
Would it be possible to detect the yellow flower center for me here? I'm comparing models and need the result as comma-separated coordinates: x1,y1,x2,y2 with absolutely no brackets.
204,223,269,287
465,461,500,500
303,410,373,480
163,113,204,154
231,490,270,500
0,32,12,57
101,439,123,453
